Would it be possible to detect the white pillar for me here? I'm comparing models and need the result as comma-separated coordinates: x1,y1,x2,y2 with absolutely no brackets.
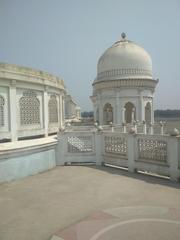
134,123,137,133
127,134,136,172
149,123,154,135
140,96,145,122
122,124,126,133
168,137,179,181
9,80,17,141
143,122,147,134
151,100,154,124
44,86,48,137
160,125,164,135
112,100,115,124
132,108,135,123
115,94,121,124
95,131,103,165
62,96,65,127
96,106,99,123
122,107,125,123
77,109,80,119
59,94,63,128
56,132,66,165
99,102,103,125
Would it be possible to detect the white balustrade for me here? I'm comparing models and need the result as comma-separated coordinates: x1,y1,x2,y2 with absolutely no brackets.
56,126,180,181
104,135,127,157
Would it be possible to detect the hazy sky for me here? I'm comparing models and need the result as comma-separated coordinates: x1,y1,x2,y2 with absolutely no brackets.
0,0,180,111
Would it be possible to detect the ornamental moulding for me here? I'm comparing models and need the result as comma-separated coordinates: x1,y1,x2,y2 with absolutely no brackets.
97,68,152,81
93,78,158,90
0,64,65,91
0,63,62,81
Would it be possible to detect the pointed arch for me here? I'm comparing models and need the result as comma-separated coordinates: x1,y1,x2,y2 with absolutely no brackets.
124,102,136,123
19,90,40,125
48,95,58,123
103,103,113,124
145,102,151,123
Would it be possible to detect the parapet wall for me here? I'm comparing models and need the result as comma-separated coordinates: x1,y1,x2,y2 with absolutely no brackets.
0,137,58,182
0,127,180,183
56,128,180,181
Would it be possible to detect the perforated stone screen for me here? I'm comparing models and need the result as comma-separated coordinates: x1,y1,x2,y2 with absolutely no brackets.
68,136,93,153
48,95,58,123
138,138,167,162
19,90,40,125
105,136,127,157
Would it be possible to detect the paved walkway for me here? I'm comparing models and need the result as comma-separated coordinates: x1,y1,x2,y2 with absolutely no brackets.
0,166,180,240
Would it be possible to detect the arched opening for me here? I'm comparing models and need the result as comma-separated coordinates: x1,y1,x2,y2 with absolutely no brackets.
48,95,58,123
103,103,113,125
20,90,40,125
124,102,136,123
145,102,151,123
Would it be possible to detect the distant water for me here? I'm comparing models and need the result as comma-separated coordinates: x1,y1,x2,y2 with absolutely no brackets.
155,118,180,134
77,118,180,135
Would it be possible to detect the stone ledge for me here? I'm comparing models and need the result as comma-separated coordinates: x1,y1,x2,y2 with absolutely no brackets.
93,78,158,91
0,136,58,159
0,62,65,91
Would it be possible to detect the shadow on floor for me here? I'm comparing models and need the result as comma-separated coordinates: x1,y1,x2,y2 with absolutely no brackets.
68,163,180,190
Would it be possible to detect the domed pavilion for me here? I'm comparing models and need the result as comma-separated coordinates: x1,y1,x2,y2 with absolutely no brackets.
91,33,158,125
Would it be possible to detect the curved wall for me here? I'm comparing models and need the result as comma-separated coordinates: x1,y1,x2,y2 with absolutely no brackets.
0,63,66,141
0,137,58,182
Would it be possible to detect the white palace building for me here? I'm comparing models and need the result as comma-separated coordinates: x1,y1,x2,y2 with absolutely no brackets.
91,33,158,125
0,33,180,183
0,63,80,142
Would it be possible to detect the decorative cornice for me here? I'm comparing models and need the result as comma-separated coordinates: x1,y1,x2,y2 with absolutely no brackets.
93,78,158,91
0,63,65,91
96,68,152,81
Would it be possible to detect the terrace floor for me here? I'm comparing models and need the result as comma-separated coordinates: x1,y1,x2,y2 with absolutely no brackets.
0,165,180,240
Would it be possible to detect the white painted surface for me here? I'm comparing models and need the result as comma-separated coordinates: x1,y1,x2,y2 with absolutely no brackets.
0,63,66,141
97,39,152,80
0,137,58,182
0,149,56,182
57,129,180,181
91,35,158,125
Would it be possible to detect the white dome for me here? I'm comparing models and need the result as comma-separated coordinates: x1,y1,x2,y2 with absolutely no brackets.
96,33,153,82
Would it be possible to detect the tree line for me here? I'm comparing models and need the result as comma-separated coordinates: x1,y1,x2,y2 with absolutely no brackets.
81,111,94,118
154,110,180,118
81,110,180,118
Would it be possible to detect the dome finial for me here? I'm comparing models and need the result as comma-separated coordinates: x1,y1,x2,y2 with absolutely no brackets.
121,32,126,39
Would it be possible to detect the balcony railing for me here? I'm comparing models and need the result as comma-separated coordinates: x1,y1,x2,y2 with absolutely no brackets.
57,126,180,181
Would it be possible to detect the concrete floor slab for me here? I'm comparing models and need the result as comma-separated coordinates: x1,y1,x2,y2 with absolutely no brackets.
0,166,180,240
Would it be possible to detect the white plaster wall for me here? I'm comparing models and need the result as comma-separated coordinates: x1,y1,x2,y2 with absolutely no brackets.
0,148,56,182
16,81,44,91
